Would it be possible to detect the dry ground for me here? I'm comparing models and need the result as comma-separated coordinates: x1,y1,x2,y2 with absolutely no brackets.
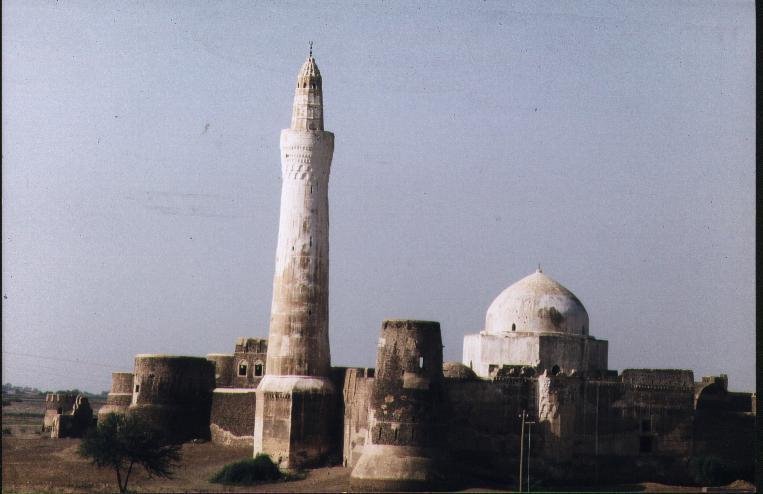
3,436,750,494
2,399,753,493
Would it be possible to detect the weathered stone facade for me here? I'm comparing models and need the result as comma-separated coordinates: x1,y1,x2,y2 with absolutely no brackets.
128,355,215,443
96,372,134,423
350,320,447,491
91,52,753,490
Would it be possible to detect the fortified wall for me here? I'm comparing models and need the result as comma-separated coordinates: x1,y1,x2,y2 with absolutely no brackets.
86,54,753,490
207,338,267,446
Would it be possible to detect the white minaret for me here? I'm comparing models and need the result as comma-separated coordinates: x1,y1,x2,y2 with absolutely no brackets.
253,46,336,468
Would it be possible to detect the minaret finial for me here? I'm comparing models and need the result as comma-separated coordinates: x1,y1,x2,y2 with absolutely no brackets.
537,263,542,273
309,41,313,57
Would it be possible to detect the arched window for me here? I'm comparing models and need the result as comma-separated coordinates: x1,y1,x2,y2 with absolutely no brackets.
551,365,560,376
238,361,248,377
511,323,516,331
254,361,264,377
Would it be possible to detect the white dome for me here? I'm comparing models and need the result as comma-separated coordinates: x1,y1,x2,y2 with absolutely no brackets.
485,270,589,336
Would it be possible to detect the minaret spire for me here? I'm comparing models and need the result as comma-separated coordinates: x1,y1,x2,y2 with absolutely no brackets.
291,47,323,130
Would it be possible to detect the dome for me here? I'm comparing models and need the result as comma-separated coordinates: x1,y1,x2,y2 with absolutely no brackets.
485,269,589,336
443,361,478,380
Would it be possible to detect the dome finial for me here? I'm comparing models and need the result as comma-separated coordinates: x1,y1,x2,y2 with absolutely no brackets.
537,263,542,273
309,41,313,58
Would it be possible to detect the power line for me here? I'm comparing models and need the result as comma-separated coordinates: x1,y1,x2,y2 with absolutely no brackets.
2,351,121,369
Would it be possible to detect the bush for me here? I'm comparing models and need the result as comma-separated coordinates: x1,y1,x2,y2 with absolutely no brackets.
209,454,283,485
689,455,733,485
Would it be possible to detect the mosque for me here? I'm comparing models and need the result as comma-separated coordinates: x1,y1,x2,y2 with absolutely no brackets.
76,51,754,489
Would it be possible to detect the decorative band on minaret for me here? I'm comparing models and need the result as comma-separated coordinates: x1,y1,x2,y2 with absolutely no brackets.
253,49,336,468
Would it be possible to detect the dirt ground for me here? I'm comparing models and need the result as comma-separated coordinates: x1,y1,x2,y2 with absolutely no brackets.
3,435,752,493
2,436,353,493
2,400,753,494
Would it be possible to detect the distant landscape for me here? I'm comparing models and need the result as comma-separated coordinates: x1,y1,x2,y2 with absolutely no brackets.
1,383,107,438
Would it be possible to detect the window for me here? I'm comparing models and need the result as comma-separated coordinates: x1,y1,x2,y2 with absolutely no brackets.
134,384,140,393
551,365,560,375
238,362,248,377
511,323,516,331
641,419,652,433
418,356,424,369
254,362,264,377
639,435,653,453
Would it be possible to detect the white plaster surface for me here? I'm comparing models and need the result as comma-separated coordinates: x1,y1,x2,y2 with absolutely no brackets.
485,270,589,336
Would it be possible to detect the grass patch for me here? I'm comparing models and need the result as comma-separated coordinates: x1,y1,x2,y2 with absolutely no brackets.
209,454,286,485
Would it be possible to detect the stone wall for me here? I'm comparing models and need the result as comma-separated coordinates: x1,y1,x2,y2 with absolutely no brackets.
206,354,234,387
341,367,374,468
97,372,134,423
693,375,755,476
209,388,257,447
444,377,535,481
129,355,215,442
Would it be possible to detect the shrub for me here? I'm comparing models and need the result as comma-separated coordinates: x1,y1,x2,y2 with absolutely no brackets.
209,454,283,485
689,455,733,485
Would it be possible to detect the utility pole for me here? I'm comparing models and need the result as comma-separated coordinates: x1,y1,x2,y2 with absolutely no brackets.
518,410,536,492
527,421,534,491
518,410,525,493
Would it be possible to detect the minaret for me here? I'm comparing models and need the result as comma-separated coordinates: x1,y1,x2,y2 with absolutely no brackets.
253,47,336,468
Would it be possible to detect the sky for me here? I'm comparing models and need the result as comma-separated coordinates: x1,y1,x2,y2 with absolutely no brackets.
2,1,755,393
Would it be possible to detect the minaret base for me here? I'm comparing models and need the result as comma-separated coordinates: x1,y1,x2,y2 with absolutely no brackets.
253,375,336,469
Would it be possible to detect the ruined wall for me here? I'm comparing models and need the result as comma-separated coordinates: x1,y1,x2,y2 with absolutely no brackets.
350,319,447,491
50,395,93,438
43,393,77,429
341,368,374,468
543,370,697,483
693,375,755,474
97,372,134,423
206,354,234,388
129,355,215,442
209,389,257,447
445,376,536,481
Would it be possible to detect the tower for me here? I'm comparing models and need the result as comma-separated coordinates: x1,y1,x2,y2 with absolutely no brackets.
350,320,448,491
253,48,336,468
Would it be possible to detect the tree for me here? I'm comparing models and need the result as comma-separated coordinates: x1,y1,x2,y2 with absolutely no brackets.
78,413,182,493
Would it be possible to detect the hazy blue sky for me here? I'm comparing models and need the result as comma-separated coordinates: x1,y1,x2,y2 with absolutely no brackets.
2,1,755,393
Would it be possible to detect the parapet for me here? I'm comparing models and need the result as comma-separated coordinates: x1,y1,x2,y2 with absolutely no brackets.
620,369,694,389
443,361,479,381
234,337,267,354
